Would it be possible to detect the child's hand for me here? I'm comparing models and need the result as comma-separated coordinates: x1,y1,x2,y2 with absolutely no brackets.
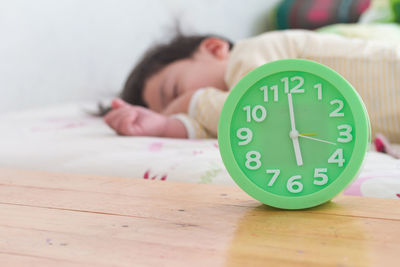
104,99,171,137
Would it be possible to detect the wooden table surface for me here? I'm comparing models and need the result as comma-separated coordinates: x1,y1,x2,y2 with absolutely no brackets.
0,168,399,267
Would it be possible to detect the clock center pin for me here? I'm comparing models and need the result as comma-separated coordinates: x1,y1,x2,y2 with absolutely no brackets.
290,130,299,139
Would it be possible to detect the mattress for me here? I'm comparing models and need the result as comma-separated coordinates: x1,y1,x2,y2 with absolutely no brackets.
1,102,399,199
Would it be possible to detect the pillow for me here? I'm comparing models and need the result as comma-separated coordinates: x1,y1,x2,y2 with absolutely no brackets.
317,22,400,44
359,0,394,22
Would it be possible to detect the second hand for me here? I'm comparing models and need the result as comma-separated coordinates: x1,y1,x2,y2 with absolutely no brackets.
298,134,337,146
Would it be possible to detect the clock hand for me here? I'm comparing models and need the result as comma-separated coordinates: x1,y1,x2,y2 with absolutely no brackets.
298,134,337,146
291,134,303,166
287,93,303,166
300,132,317,136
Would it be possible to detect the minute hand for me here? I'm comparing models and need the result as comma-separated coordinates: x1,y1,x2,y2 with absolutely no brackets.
288,93,303,166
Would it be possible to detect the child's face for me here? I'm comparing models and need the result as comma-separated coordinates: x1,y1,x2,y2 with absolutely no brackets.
143,37,231,113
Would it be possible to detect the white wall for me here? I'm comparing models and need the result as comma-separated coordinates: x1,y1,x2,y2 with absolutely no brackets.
0,0,279,112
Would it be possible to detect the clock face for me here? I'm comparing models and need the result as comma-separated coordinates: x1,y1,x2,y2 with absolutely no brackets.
218,59,370,209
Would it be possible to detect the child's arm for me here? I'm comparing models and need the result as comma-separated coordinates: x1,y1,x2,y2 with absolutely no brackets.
104,99,188,138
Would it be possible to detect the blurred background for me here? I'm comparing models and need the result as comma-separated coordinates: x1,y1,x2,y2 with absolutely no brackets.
0,0,281,113
3,0,396,113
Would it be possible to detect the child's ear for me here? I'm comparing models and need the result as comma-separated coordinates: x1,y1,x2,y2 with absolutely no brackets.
198,37,230,60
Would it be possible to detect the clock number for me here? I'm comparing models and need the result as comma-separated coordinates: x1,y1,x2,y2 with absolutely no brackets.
337,124,353,143
328,149,345,167
313,168,328,186
290,76,305,93
260,86,268,102
314,83,322,100
260,86,278,102
270,85,278,102
243,105,267,122
281,77,289,93
287,175,303,193
281,76,305,94
245,151,261,170
237,128,253,146
266,169,280,186
329,100,344,117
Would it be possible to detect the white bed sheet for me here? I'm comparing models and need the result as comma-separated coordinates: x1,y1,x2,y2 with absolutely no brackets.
0,102,399,199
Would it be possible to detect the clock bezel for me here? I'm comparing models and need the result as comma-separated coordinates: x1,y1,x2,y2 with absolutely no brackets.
218,59,370,210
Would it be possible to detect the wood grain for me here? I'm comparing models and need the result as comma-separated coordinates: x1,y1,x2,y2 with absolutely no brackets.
0,168,398,266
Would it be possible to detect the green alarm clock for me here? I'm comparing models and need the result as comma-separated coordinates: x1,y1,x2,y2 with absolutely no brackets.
218,59,370,210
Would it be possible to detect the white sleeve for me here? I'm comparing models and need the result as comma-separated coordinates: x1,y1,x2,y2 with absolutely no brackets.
172,113,213,139
186,87,228,137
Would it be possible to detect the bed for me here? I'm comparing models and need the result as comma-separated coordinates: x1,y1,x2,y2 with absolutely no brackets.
1,101,399,200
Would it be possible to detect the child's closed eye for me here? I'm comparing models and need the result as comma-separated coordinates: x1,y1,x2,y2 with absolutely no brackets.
165,83,180,107
172,84,179,99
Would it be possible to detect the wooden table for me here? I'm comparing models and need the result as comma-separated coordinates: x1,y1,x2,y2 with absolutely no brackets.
0,168,399,267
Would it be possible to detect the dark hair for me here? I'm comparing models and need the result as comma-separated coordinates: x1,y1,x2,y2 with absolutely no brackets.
98,33,233,115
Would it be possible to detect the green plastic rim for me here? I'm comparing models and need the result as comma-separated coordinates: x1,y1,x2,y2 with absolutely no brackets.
218,59,370,210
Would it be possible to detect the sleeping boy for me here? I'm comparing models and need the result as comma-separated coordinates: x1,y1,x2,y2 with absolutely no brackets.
103,28,400,144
